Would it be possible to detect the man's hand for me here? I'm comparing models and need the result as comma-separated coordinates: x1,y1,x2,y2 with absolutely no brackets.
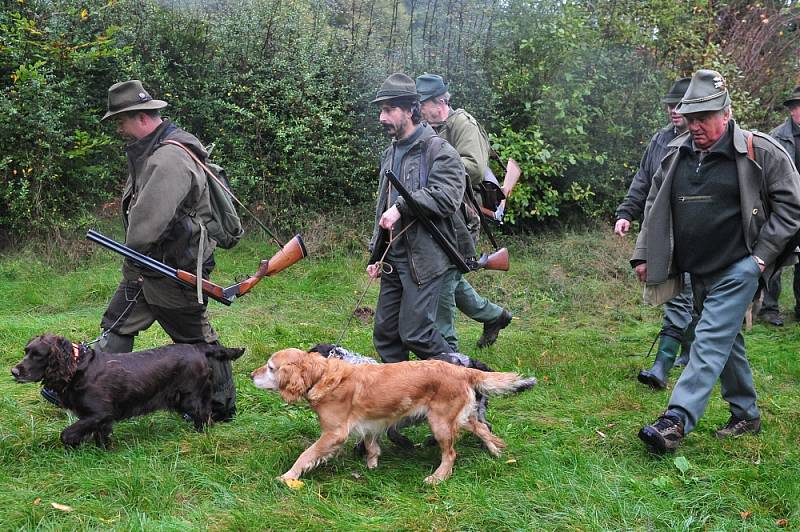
379,205,401,230
634,262,647,283
614,218,631,236
366,263,381,279
753,256,766,273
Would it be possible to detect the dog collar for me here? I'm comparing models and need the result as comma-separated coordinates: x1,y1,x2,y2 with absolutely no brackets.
71,343,81,361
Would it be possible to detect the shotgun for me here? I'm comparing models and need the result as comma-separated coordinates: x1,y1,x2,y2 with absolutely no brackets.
87,230,307,305
383,170,509,272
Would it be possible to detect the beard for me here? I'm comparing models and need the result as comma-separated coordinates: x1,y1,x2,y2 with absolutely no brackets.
381,123,397,136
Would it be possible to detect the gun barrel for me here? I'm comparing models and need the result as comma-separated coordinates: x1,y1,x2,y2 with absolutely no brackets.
86,230,234,306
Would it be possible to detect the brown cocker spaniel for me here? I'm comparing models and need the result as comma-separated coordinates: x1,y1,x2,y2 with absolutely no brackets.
11,333,244,448
252,348,536,484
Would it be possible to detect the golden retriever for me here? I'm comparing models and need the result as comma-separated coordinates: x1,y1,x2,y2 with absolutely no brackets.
251,348,536,484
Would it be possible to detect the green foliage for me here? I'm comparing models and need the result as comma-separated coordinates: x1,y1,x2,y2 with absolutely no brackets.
0,1,126,244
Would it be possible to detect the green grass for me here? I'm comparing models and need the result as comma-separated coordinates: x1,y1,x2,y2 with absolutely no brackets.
1,228,799,530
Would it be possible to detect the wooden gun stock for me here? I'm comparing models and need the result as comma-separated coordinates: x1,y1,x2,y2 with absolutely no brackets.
225,234,307,297
502,158,521,199
475,247,509,271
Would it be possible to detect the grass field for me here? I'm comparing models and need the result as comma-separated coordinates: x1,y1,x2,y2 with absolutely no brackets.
1,227,798,530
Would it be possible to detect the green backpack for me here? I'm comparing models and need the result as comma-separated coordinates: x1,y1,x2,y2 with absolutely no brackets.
162,140,244,249
203,161,244,249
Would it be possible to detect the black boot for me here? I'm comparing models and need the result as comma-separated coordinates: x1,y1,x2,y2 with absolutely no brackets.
637,336,680,389
673,349,689,368
674,315,697,368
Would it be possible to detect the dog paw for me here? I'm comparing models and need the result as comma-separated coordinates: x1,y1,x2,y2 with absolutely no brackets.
423,474,443,485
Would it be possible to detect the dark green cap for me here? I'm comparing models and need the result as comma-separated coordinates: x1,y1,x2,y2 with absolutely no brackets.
371,73,419,104
415,73,448,102
676,69,732,115
661,77,691,104
784,86,800,107
102,80,167,121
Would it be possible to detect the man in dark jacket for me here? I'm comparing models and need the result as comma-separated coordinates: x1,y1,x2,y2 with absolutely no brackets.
416,73,512,351
758,86,800,325
42,80,236,421
615,78,696,389
367,73,474,363
633,70,800,453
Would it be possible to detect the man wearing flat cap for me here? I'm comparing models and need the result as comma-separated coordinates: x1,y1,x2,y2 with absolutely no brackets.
758,86,800,326
51,80,236,421
416,73,512,351
367,73,474,362
632,70,800,453
615,78,697,390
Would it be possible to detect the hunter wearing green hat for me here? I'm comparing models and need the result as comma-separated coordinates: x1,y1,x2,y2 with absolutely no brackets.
759,85,800,326
615,77,696,391
43,80,237,421
367,73,474,363
415,73,512,351
634,69,800,453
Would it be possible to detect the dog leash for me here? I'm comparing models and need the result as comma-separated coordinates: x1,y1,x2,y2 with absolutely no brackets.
334,220,415,347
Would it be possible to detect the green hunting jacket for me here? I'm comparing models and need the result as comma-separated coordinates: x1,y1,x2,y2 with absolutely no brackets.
769,118,799,167
370,123,475,284
121,120,216,306
632,120,800,285
432,108,489,187
615,125,680,222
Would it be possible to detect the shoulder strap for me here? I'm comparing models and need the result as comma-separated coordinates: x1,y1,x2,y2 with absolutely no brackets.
743,130,755,161
162,139,236,198
419,136,446,188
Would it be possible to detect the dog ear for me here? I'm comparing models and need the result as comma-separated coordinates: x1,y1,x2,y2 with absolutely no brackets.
277,363,308,403
43,335,76,387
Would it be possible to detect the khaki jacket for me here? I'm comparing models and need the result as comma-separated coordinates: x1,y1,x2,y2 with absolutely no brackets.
632,121,800,284
121,120,215,307
433,108,489,187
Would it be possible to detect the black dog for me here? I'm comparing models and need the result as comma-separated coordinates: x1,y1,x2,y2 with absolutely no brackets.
11,334,244,448
309,344,494,450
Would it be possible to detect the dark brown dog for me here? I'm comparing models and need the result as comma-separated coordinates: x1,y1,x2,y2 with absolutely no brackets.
11,333,244,448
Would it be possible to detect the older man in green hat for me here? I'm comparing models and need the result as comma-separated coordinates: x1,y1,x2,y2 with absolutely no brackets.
367,73,474,362
41,80,237,421
615,77,697,389
633,70,800,453
415,73,512,351
758,85,800,325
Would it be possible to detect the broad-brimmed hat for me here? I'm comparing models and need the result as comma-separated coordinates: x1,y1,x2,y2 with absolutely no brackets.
676,69,732,115
784,86,800,107
415,74,448,102
371,73,419,104
661,77,691,105
102,80,168,121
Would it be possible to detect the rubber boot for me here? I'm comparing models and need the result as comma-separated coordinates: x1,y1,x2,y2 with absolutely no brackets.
674,342,690,368
674,317,697,368
96,331,135,353
637,336,680,389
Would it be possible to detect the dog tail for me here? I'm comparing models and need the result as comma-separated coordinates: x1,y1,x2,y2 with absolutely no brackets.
202,345,246,361
470,370,536,396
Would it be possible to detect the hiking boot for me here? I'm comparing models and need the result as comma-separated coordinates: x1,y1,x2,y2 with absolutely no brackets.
638,412,684,453
40,387,63,408
714,416,761,439
758,310,784,327
638,336,680,389
477,310,512,348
